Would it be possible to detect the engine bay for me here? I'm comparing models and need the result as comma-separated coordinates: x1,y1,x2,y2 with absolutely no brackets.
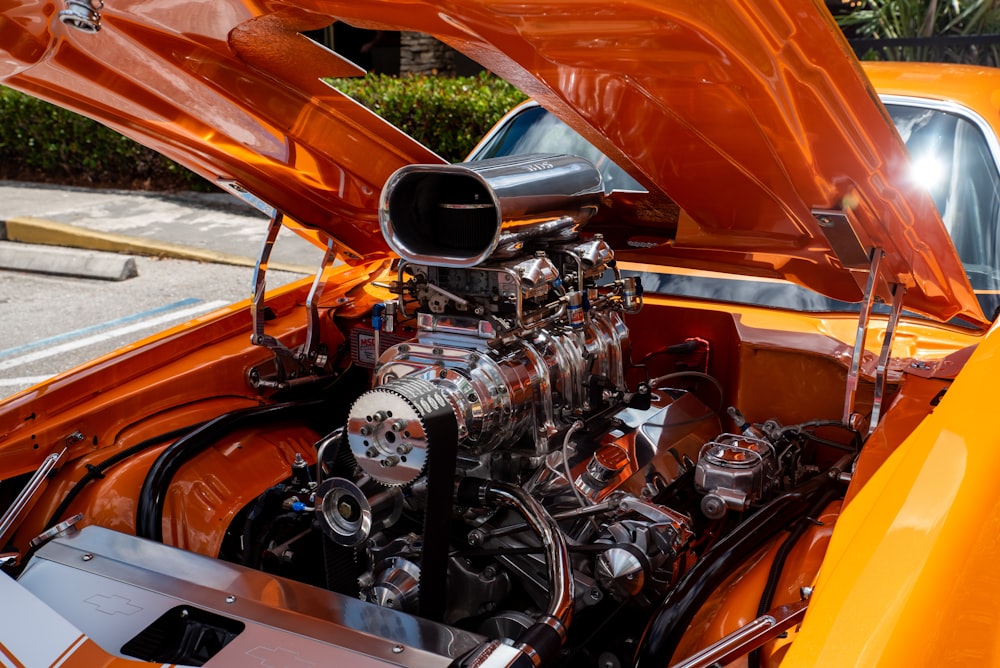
2,154,915,667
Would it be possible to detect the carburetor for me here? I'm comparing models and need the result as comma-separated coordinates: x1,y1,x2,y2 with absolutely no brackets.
345,154,642,486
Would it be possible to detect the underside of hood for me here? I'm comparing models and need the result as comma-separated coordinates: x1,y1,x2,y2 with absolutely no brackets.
0,0,985,326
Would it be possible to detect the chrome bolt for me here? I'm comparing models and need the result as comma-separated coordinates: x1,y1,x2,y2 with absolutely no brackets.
800,586,814,600
392,645,404,654
382,455,401,467
81,553,93,562
225,595,236,604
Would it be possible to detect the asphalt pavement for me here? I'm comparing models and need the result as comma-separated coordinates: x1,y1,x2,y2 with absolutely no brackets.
0,181,325,273
0,181,329,398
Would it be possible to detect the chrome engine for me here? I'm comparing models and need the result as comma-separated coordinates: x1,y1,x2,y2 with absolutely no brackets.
223,155,843,667
315,155,707,664
348,154,636,485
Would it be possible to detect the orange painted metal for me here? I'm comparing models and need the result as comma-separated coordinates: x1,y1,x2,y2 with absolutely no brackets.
782,320,1000,666
862,61,1000,139
0,0,983,324
1,1,999,665
671,502,842,667
0,0,441,262
0,261,384,555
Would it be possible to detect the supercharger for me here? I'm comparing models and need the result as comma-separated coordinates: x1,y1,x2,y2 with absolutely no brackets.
346,154,641,487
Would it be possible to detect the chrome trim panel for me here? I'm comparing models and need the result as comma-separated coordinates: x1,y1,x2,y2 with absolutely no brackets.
18,526,484,667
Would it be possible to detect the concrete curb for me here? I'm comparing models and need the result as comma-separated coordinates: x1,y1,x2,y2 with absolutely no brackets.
0,216,315,275
0,240,138,281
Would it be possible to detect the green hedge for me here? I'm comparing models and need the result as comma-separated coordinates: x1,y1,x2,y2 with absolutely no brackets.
0,86,203,189
0,73,526,190
331,72,526,161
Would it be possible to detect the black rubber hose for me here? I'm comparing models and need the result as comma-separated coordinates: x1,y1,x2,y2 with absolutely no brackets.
634,472,842,667
746,488,840,668
45,422,207,531
136,399,327,542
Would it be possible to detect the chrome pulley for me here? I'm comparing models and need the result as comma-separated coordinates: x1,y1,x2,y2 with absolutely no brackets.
346,377,458,486
314,478,403,546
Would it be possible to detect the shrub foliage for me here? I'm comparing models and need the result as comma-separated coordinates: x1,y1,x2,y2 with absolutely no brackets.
0,86,201,189
331,72,526,162
839,0,1000,65
0,73,526,189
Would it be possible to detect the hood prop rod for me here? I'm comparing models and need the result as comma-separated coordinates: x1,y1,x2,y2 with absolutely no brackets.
250,210,284,349
0,446,67,549
249,212,339,389
301,239,337,368
869,282,905,434
248,211,314,390
842,247,904,434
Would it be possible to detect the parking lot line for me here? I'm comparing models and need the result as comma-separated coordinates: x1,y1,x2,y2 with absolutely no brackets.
0,299,230,372
0,298,203,360
0,375,52,387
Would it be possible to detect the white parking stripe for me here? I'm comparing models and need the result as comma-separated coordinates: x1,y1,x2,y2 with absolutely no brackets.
0,300,230,373
0,376,52,387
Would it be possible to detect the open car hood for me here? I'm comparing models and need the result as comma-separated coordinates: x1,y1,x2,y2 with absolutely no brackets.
0,0,984,326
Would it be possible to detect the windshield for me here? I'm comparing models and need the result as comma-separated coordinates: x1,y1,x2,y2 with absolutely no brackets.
471,102,1000,321
887,102,1000,318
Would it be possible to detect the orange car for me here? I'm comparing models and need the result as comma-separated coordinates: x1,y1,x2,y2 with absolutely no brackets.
1,1,999,667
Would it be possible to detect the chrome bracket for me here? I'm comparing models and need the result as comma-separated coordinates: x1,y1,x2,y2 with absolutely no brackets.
59,0,103,33
869,282,906,435
813,209,870,270
250,211,284,349
842,247,904,433
0,447,67,546
300,239,338,367
670,599,808,668
247,212,304,390
248,213,342,391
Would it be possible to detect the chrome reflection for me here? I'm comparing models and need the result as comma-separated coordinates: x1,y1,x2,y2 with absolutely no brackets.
59,0,103,33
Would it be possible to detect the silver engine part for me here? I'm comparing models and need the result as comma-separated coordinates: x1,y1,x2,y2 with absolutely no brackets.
694,433,779,519
349,154,639,486
380,153,604,268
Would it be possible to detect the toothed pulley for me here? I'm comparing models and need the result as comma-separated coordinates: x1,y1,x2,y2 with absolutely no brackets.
347,377,458,486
